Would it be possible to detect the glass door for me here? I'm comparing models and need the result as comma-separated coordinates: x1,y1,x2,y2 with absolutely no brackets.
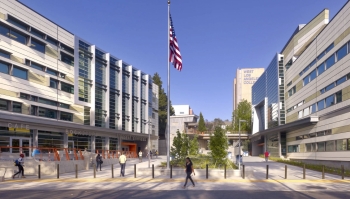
10,137,31,157
22,138,30,157
11,138,20,154
68,141,74,154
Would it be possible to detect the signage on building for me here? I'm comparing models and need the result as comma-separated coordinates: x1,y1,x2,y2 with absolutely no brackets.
65,129,94,136
120,135,147,141
8,123,30,133
65,129,147,141
243,70,259,84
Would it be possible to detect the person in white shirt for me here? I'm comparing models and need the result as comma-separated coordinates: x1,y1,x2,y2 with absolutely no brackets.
13,154,25,178
138,151,143,162
119,152,127,177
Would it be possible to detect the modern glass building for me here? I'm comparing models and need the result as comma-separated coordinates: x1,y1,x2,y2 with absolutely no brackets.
0,0,159,156
252,4,350,168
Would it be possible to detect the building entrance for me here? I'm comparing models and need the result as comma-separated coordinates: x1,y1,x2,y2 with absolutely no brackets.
10,137,31,157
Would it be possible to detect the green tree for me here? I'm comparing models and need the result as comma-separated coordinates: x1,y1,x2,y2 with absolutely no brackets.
170,130,185,159
198,112,207,133
152,73,175,139
233,99,252,132
209,126,228,166
189,135,199,155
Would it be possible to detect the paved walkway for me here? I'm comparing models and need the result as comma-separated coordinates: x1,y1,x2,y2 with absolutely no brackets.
1,156,349,196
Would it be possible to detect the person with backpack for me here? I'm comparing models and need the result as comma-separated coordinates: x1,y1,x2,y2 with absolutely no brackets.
96,154,103,171
183,157,195,188
13,154,25,179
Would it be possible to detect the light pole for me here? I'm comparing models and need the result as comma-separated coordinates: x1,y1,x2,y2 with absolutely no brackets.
147,121,152,168
238,119,247,171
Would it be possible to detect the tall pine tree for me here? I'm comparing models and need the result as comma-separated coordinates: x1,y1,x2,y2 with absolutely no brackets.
198,112,207,133
152,73,175,139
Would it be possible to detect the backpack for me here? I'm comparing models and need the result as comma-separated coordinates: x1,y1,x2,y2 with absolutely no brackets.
14,159,19,166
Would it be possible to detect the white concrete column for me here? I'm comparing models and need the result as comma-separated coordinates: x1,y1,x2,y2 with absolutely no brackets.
278,132,281,157
264,135,267,152
32,129,38,147
63,133,68,148
91,135,96,153
105,53,110,129
105,137,109,150
118,136,122,150
90,45,96,126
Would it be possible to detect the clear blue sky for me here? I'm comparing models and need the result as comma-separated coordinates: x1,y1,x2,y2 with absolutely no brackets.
21,0,347,121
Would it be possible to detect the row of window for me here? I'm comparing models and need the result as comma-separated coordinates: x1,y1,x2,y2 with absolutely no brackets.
288,138,350,153
287,100,304,113
25,59,65,77
320,73,350,94
295,130,332,140
297,90,342,119
19,93,70,109
0,98,73,121
0,61,28,80
303,42,349,87
299,43,334,76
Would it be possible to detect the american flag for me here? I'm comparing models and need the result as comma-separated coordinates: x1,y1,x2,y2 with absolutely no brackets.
169,14,182,71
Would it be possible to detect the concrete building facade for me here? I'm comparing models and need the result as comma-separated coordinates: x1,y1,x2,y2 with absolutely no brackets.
233,68,264,111
0,0,158,156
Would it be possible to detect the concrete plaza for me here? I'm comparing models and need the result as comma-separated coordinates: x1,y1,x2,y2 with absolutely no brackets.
0,156,349,199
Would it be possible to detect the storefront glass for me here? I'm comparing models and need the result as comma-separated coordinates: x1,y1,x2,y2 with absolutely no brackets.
110,137,118,150
95,136,105,151
38,131,64,149
68,134,91,151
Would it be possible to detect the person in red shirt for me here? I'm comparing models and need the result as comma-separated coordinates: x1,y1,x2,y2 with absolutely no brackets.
264,151,269,162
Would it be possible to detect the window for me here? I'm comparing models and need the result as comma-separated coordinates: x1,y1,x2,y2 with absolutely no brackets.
317,100,325,111
325,54,335,69
309,133,316,138
12,102,21,113
39,107,57,119
306,143,312,152
287,81,292,87
49,78,58,89
317,142,324,152
303,107,310,117
30,38,45,53
0,49,11,59
336,44,348,61
0,61,9,74
61,52,74,66
296,136,303,140
30,96,38,102
30,28,44,39
0,23,10,36
288,86,296,97
38,98,57,106
13,66,27,80
60,112,72,121
7,16,28,31
31,105,37,115
336,76,347,86
0,99,8,110
46,36,57,46
320,88,325,94
20,93,29,99
288,145,299,153
59,73,66,79
303,76,309,86
31,62,44,71
317,131,325,137
59,103,70,109
10,29,27,45
60,43,74,55
152,113,155,119
310,104,316,114
325,95,335,107
61,82,74,94
309,69,317,82
47,68,57,76
317,63,325,76
336,139,347,151
325,83,335,92
336,91,342,103
298,111,303,119
325,129,332,135
325,141,334,151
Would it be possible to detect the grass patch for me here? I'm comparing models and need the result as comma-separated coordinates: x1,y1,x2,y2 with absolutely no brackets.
259,154,350,177
160,154,238,170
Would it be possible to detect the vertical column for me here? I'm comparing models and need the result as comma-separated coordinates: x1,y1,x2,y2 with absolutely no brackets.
105,137,110,150
91,135,96,153
118,136,122,151
264,135,267,152
90,45,96,126
278,132,281,157
117,60,123,130
105,53,110,129
127,65,133,131
63,133,68,148
32,129,38,147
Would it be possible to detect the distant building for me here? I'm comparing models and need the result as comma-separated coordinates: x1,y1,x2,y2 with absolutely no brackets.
233,68,264,112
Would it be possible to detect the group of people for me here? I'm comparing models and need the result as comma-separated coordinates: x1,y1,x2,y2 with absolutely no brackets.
138,150,158,162
95,152,127,176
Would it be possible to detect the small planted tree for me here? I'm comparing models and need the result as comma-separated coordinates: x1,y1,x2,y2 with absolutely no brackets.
209,126,228,167
198,112,207,133
171,130,184,159
189,135,199,155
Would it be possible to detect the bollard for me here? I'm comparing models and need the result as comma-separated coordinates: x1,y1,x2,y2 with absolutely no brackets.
224,165,226,179
94,164,96,178
206,164,208,179
170,165,172,179
57,164,59,179
134,164,136,178
266,165,269,179
242,165,245,179
341,165,344,180
75,164,78,178
152,164,154,179
285,165,287,179
111,164,114,178
322,165,325,179
303,164,305,179
38,165,41,179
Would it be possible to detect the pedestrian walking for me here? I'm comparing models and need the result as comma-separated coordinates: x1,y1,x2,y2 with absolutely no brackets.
119,152,127,177
13,154,25,179
183,157,195,188
96,154,103,171
150,150,153,159
155,150,158,158
138,151,143,162
264,151,270,162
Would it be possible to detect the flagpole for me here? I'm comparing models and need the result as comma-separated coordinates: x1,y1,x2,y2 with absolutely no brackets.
167,0,171,170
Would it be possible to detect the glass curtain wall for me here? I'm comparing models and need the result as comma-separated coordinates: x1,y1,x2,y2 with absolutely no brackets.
95,49,107,128
122,65,130,131
78,41,92,104
68,134,91,151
